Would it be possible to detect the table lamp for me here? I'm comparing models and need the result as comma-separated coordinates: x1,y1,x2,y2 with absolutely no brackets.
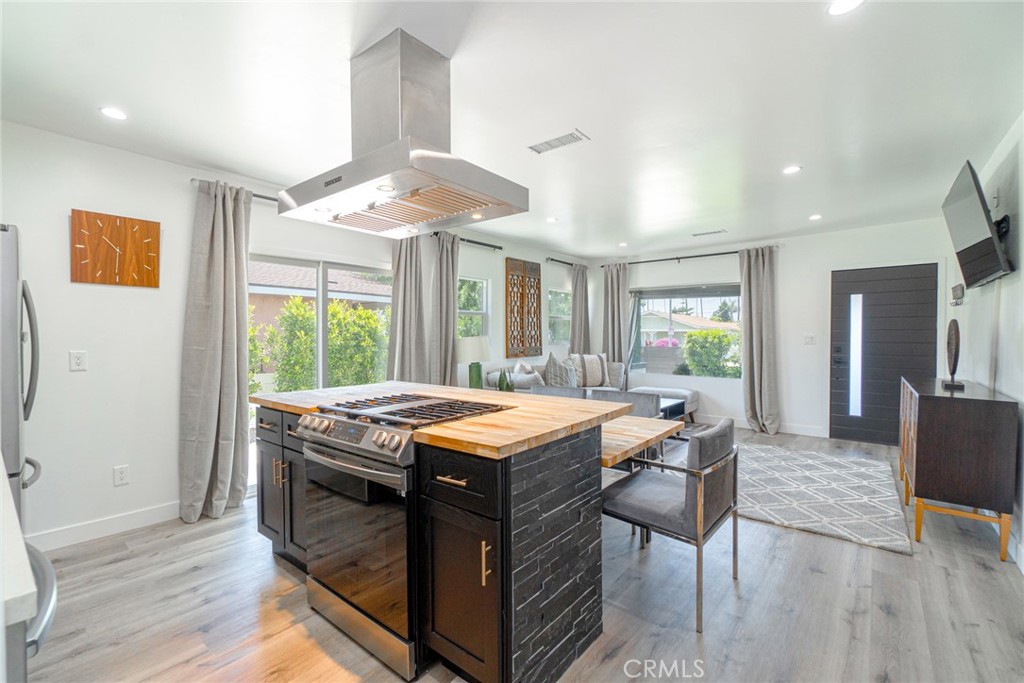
457,336,491,389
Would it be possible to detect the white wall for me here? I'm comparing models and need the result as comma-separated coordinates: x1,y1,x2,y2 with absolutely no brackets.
451,227,579,384
1,121,392,550
954,113,1023,569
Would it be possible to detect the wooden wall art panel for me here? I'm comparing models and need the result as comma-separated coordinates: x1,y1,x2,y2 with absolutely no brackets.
505,257,543,358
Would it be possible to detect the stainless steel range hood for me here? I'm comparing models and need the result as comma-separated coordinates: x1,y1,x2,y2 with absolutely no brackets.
279,29,529,238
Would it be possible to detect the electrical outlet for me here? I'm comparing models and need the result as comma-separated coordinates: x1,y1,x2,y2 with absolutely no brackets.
113,465,130,487
69,351,88,372
804,335,817,346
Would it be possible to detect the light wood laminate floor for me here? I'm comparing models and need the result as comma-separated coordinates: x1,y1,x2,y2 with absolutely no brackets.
28,430,1024,682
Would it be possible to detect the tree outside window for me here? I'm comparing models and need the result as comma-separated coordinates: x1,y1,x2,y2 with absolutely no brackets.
549,289,571,344
458,277,487,338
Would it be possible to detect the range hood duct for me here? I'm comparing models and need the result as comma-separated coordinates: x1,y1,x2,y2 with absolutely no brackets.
278,29,529,238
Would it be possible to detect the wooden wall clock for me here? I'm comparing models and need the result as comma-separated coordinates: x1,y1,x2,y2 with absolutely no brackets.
70,209,160,288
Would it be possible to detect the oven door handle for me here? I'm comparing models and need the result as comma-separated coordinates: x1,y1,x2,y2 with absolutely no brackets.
303,446,409,492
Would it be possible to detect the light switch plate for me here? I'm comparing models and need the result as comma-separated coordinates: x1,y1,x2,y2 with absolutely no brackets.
69,351,88,371
803,335,817,346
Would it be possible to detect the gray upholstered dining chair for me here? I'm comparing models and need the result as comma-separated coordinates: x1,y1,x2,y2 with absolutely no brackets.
589,389,660,418
601,418,738,633
530,385,587,399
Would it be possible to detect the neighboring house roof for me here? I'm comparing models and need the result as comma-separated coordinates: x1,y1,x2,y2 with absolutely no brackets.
249,260,392,297
641,310,740,332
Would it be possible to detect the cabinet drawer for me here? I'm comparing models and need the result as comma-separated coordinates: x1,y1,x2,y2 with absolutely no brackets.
419,445,503,519
282,412,304,452
256,407,283,444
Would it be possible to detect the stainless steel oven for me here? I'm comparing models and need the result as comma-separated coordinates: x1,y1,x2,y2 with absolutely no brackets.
304,443,419,680
295,394,510,682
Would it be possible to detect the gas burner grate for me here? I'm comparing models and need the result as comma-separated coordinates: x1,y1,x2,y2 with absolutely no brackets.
333,394,432,411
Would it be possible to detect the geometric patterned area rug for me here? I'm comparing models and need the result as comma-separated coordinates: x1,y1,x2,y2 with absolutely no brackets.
738,444,912,555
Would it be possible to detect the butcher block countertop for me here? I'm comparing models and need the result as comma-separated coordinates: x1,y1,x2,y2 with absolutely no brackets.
250,381,632,459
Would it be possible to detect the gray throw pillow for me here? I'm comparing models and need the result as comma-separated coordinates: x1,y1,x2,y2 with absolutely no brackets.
544,352,578,387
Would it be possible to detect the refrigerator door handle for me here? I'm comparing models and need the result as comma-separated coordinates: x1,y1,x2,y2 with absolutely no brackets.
24,543,57,658
22,280,39,420
22,457,41,489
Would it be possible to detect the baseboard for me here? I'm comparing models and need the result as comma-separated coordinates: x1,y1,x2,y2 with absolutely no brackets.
698,413,827,438
25,500,180,552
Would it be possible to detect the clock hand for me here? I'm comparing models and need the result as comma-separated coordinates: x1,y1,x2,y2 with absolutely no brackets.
101,235,122,253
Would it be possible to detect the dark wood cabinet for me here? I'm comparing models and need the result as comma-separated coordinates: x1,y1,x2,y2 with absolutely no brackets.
421,497,501,683
255,408,307,569
257,440,285,546
899,377,1019,561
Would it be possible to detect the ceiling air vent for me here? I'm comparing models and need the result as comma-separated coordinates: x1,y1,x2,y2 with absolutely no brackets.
692,229,728,237
528,128,591,154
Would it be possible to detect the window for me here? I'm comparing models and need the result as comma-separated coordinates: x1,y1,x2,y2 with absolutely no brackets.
457,277,487,337
548,289,571,344
634,284,742,378
248,257,392,393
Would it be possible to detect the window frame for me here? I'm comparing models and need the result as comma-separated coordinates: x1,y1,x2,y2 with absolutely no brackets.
547,288,572,345
457,276,489,338
249,253,392,389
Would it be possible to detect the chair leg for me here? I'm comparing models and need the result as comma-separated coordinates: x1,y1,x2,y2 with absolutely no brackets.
695,543,703,633
732,509,738,581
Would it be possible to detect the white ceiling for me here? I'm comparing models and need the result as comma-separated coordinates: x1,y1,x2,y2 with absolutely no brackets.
3,1,1022,259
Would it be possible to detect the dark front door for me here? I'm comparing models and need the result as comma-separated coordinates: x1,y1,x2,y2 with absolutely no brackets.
830,264,937,445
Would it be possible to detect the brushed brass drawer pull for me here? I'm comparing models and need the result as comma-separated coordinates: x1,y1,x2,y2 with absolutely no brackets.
272,458,280,486
280,462,289,486
481,541,492,587
286,429,299,438
436,475,468,488
258,421,277,431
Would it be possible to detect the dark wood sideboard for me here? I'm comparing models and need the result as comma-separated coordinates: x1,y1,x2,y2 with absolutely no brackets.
899,377,1019,561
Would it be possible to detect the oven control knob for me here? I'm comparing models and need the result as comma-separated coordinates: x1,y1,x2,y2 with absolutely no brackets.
372,431,387,447
387,434,403,451
317,418,331,433
298,415,311,428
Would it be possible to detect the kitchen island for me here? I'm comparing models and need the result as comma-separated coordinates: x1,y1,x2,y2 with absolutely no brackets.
250,382,630,683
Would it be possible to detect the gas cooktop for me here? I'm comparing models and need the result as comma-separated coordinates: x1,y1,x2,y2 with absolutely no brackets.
323,393,507,428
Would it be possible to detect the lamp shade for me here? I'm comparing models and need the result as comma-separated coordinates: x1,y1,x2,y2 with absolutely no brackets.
456,335,491,363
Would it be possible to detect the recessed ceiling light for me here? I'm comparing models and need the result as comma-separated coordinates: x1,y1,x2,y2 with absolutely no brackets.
408,228,420,234
782,165,802,175
827,0,865,16
376,184,395,192
618,242,628,247
471,213,483,219
546,217,558,223
99,106,128,120
809,214,823,221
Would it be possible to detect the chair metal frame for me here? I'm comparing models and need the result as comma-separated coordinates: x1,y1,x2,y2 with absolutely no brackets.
602,446,739,632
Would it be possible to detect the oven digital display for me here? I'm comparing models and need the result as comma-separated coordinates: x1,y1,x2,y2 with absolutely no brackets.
331,423,369,444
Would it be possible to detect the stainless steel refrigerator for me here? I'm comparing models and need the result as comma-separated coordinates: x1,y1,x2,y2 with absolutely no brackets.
1,224,54,683
1,223,40,513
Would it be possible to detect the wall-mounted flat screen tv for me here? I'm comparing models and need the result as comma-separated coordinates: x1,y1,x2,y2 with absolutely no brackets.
941,160,1013,289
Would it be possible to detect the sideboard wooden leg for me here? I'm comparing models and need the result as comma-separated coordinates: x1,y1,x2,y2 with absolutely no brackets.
915,498,924,541
999,514,1011,562
904,477,911,506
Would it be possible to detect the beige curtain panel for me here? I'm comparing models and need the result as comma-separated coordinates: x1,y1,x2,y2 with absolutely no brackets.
569,263,591,354
179,180,252,524
739,246,780,434
436,232,461,386
602,262,630,363
388,236,429,382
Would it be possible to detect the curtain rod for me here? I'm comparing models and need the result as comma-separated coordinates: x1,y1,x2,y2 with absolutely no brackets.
431,232,503,251
546,257,578,267
190,178,277,203
600,249,739,268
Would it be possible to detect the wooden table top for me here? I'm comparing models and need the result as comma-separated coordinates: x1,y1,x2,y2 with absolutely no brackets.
250,382,632,459
600,415,687,468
